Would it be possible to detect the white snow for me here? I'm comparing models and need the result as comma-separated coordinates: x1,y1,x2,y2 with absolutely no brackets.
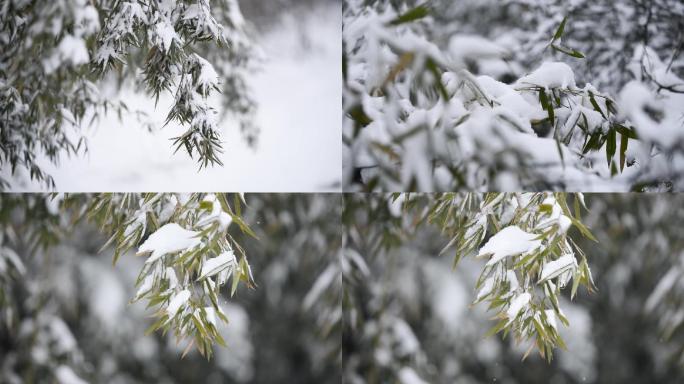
506,270,519,292
476,275,496,301
167,289,191,317
539,254,578,283
506,292,531,321
43,34,90,73
154,20,181,52
55,366,88,384
49,317,77,354
196,194,232,230
545,309,558,330
515,61,576,89
477,226,542,266
204,306,217,326
194,54,219,89
138,223,202,264
199,251,237,280
398,367,429,384
448,34,509,65
135,274,155,299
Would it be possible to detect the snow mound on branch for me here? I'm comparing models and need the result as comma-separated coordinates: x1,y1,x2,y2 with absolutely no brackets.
515,61,576,89
478,226,542,266
138,223,201,263
477,75,546,127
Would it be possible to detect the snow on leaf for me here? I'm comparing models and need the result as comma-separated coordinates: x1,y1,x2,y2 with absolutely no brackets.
134,274,154,299
167,289,191,317
539,254,578,283
545,309,558,330
153,20,181,53
507,292,531,322
476,275,496,302
195,54,219,89
478,226,542,266
198,250,236,280
515,61,576,90
138,223,202,264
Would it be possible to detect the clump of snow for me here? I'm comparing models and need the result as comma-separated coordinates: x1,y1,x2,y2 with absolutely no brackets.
44,35,90,73
154,20,181,52
477,226,542,266
196,194,232,231
204,306,217,326
135,274,155,299
515,61,576,90
537,197,573,233
199,251,237,280
138,223,202,264
49,317,77,354
167,289,191,317
507,292,531,321
545,309,558,330
194,54,219,89
476,275,496,301
539,254,578,284
55,365,88,384
398,367,429,384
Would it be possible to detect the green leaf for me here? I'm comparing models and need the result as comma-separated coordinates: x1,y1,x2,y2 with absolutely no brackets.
484,319,508,338
606,128,616,167
571,272,581,299
588,91,606,119
388,4,430,26
551,44,585,59
614,124,638,139
620,133,629,171
552,17,567,42
426,58,449,100
539,89,554,123
582,130,601,154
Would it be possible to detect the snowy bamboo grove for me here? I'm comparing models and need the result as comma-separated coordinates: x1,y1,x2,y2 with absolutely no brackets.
2,0,684,383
